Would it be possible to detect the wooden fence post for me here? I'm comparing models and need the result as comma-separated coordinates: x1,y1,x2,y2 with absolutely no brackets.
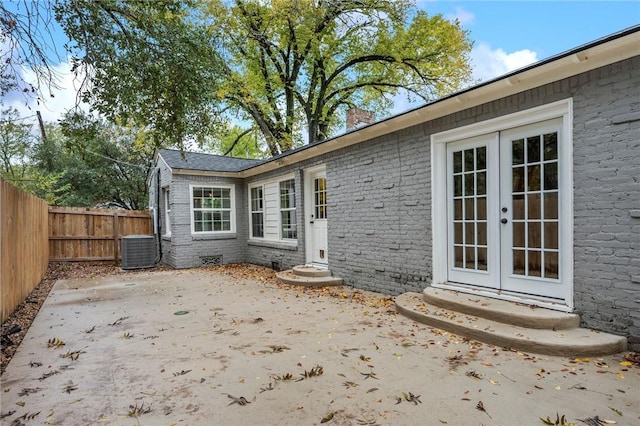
113,212,120,264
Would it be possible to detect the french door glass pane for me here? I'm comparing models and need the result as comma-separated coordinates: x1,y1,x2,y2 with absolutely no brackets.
511,131,559,279
452,146,487,272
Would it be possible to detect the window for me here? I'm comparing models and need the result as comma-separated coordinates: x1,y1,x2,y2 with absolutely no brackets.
250,186,264,238
191,185,235,233
164,187,171,236
247,175,297,243
279,179,296,239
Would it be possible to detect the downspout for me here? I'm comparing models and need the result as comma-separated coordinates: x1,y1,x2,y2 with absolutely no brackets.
153,166,162,264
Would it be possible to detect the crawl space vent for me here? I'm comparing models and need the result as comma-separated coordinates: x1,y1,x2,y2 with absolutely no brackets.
201,255,223,266
121,235,156,269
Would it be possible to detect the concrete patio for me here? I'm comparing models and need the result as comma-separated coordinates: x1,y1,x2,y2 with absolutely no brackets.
1,267,638,425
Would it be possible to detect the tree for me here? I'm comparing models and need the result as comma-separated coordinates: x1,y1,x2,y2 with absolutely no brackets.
53,0,223,150
30,113,153,209
55,0,473,156
208,0,473,154
0,106,33,181
203,124,266,159
1,0,63,101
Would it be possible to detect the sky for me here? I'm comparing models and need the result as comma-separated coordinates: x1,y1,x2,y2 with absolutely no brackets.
3,0,640,125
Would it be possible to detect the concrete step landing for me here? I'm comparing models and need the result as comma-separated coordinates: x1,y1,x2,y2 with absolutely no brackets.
276,265,343,287
395,289,627,357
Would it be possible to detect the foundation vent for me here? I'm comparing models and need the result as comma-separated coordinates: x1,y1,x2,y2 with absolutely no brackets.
201,255,223,266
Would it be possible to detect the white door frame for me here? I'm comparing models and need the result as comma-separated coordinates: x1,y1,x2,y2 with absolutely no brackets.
304,165,328,266
431,99,574,311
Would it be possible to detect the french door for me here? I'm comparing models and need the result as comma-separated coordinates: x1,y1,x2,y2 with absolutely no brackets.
447,118,566,300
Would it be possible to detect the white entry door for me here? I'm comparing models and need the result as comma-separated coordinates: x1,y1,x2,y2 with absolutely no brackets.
446,118,567,300
308,170,328,265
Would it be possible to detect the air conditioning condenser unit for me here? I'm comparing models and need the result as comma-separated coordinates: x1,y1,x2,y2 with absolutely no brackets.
121,235,156,269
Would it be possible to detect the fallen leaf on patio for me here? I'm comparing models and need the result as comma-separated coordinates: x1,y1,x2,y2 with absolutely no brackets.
63,382,78,394
18,387,42,396
0,410,16,419
299,365,323,380
320,412,335,423
465,370,482,380
47,338,65,348
577,415,612,426
366,388,378,393
360,370,378,380
608,406,622,416
476,401,491,419
540,413,575,425
126,402,152,416
12,411,41,422
60,350,83,361
109,316,129,326
488,379,499,385
259,383,275,393
226,394,252,406
403,392,421,405
343,381,358,389
173,370,191,376
38,370,60,381
614,372,624,379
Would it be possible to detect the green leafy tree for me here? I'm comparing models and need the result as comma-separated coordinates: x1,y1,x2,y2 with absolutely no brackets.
31,113,153,209
0,106,33,182
55,0,472,155
207,0,473,154
53,0,223,150
203,124,266,159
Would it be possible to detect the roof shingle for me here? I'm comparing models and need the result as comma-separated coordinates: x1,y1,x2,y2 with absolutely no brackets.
158,149,263,172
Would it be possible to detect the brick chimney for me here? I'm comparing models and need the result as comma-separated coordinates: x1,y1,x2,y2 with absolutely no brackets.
346,107,375,130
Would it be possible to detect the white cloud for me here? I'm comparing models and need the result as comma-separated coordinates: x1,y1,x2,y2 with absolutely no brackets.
446,6,475,26
5,59,90,124
471,42,539,82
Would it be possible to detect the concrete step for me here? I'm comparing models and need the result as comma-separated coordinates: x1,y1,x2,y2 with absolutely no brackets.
395,292,627,357
276,270,343,287
423,287,580,330
292,265,331,278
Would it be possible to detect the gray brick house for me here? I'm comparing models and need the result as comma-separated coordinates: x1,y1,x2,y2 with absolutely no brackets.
149,27,639,348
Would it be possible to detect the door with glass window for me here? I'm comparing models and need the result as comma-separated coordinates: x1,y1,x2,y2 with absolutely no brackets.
447,119,565,300
310,171,328,265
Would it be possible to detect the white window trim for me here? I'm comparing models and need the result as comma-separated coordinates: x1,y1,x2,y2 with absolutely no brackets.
430,98,574,309
247,173,296,244
279,178,297,241
248,184,265,239
163,186,171,236
189,184,236,235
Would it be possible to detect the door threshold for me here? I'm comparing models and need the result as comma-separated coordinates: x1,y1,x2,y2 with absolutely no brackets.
431,282,573,313
308,262,329,269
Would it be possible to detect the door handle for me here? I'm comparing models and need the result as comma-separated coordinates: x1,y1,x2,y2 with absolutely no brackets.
501,218,508,224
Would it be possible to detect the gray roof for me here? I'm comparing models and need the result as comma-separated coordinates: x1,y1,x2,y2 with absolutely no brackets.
158,149,263,172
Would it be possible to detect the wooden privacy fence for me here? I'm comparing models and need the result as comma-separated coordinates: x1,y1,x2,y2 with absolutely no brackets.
49,207,153,262
1,179,49,323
